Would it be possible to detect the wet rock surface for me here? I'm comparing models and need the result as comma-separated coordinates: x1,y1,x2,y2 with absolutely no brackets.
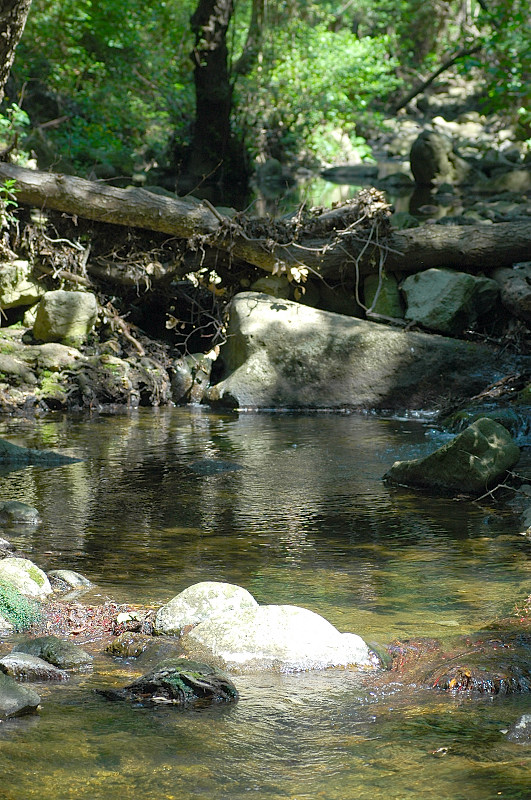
384,614,531,696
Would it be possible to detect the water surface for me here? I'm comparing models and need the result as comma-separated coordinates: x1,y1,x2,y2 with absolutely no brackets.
0,408,529,800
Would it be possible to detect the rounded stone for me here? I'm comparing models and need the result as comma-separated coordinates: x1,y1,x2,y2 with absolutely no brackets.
154,581,259,635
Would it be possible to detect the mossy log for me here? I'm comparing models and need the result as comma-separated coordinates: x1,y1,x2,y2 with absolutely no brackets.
1,162,530,283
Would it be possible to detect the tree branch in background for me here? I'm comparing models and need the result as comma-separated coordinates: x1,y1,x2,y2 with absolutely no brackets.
394,43,482,112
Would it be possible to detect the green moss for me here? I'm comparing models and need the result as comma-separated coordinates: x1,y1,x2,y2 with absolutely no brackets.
0,579,43,631
27,565,45,587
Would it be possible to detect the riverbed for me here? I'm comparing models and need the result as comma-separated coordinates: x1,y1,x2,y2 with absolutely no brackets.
0,408,530,800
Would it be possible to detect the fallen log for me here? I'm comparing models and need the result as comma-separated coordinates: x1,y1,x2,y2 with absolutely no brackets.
1,162,530,283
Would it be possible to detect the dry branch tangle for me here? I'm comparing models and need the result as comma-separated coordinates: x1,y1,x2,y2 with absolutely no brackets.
1,162,530,282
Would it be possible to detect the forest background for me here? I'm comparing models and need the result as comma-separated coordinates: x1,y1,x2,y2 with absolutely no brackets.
1,0,529,201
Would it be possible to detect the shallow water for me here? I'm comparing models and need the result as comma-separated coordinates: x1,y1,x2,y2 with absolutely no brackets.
0,408,530,800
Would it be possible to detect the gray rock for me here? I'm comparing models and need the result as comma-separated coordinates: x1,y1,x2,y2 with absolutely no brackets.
384,417,520,494
181,603,377,673
506,714,531,742
410,131,471,185
0,652,68,682
97,658,238,706
154,581,258,636
205,292,518,411
492,263,531,325
0,260,45,309
0,354,38,386
0,501,40,524
401,268,499,335
0,557,52,599
0,671,40,718
47,569,93,592
33,290,98,345
14,635,93,670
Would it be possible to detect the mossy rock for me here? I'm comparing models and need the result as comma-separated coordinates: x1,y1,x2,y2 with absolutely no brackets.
97,658,238,707
384,417,520,494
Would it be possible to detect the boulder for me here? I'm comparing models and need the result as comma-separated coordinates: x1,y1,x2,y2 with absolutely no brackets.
0,260,45,309
0,672,40,718
97,658,238,707
205,292,518,410
401,268,499,335
154,581,258,636
14,635,93,670
32,290,98,345
180,603,377,673
410,130,471,185
384,417,520,494
0,557,52,599
491,262,531,325
0,501,40,524
0,652,68,682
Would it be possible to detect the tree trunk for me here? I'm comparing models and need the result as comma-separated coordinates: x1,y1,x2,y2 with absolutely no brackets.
2,162,530,283
0,0,32,104
187,0,245,187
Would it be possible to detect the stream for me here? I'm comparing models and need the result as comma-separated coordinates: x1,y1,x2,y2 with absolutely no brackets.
0,407,530,800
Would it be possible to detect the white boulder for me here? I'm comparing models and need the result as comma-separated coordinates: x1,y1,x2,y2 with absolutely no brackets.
180,602,376,673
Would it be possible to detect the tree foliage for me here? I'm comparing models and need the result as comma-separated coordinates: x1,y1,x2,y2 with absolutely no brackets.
2,0,529,182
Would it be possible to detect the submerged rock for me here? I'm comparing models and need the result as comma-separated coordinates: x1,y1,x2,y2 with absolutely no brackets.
97,658,238,707
0,652,68,682
0,501,40,525
14,635,93,670
206,292,518,411
154,581,258,636
384,417,520,494
0,438,80,466
189,459,243,475
181,603,378,673
106,632,152,659
0,672,41,718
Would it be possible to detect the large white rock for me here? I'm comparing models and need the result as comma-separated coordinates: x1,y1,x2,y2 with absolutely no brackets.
205,292,514,410
154,580,258,635
0,557,52,600
180,603,376,673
